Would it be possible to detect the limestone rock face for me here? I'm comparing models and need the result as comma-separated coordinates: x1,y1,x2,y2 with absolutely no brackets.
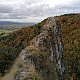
14,17,67,80
53,20,65,80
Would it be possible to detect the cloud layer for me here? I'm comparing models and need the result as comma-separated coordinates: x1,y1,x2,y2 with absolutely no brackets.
0,0,80,22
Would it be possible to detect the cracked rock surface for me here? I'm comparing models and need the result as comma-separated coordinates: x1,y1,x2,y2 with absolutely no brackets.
13,17,66,80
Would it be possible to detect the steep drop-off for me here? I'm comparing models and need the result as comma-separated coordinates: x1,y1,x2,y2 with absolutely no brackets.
0,14,80,80
1,17,67,80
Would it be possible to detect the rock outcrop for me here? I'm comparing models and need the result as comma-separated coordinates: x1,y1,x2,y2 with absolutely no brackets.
53,19,65,80
14,17,66,80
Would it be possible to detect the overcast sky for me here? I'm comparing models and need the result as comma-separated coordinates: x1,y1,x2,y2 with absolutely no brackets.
0,0,80,22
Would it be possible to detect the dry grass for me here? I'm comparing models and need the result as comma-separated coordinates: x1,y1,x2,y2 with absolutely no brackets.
0,54,24,80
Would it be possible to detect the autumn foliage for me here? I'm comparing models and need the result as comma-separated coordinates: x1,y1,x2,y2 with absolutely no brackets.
56,13,80,79
0,21,45,75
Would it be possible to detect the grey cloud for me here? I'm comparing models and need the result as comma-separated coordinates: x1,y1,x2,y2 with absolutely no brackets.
0,13,11,19
25,0,43,5
0,0,80,20
0,4,13,13
4,3,49,19
45,0,80,16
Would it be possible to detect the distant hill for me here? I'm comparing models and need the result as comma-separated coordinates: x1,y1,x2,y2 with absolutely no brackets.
0,21,35,25
0,21,35,29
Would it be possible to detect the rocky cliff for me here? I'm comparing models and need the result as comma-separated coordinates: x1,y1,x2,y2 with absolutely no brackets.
12,17,66,80
1,14,80,80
